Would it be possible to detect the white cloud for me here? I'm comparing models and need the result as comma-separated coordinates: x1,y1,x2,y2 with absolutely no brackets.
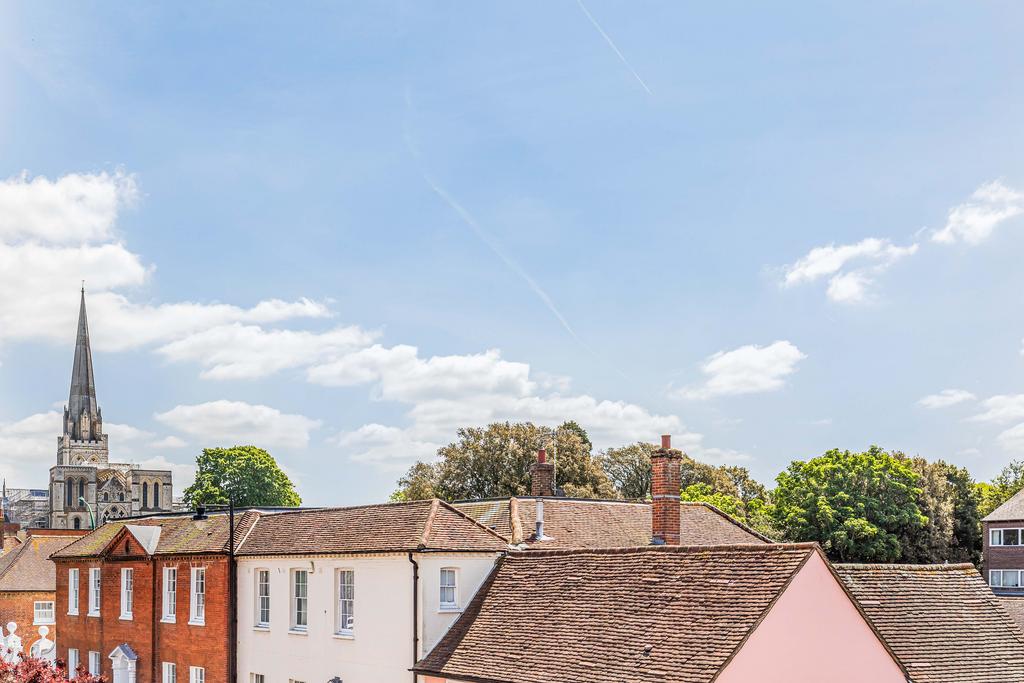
136,454,197,493
0,170,138,244
673,341,806,400
0,411,60,485
151,436,188,449
154,400,322,449
997,424,1024,453
933,180,1024,245
0,170,329,351
308,345,536,401
105,422,155,442
918,389,977,409
158,323,378,380
968,395,1024,424
782,238,918,304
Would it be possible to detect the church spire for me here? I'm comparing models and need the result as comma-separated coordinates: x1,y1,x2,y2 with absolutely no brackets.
65,287,101,441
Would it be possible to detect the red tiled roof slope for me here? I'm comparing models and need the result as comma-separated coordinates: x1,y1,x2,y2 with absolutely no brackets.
998,596,1024,632
236,499,508,555
52,511,261,559
836,563,1024,683
453,498,769,548
416,544,816,683
0,534,82,590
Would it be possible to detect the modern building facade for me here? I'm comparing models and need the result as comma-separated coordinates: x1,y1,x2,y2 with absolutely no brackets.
48,290,173,529
981,487,1024,593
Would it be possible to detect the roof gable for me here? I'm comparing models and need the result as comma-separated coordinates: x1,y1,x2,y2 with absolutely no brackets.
0,534,82,591
836,563,1024,683
416,544,815,683
983,487,1024,522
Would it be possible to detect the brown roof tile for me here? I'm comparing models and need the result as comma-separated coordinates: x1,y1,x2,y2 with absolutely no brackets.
998,596,1024,633
453,498,769,548
52,511,261,559
416,543,816,683
0,534,83,591
236,500,508,556
983,487,1024,522
836,563,1024,683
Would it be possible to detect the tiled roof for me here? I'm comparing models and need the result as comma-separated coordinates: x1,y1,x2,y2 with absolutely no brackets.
236,499,508,556
836,563,1024,683
52,511,262,559
452,497,769,548
0,534,83,591
983,487,1024,522
998,596,1024,633
416,543,816,683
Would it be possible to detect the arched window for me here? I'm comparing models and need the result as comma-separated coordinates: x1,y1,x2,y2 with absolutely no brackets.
73,517,81,530
65,480,73,508
78,479,85,504
142,482,149,509
119,492,124,502
153,483,160,509
103,492,109,502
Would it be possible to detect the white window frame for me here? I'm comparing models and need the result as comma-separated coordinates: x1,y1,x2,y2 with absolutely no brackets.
68,568,80,615
120,568,134,619
290,569,308,632
88,651,100,677
88,567,101,617
439,567,459,611
255,569,271,628
162,662,177,683
33,600,55,625
189,567,206,625
162,566,177,622
250,675,265,683
336,569,354,636
189,666,205,683
991,528,1024,546
991,569,1024,588
68,648,79,679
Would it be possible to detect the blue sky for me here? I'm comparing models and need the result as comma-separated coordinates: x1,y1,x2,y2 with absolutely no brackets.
2,2,1024,504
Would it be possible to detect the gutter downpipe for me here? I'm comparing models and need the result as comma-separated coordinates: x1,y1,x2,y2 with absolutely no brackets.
408,552,419,683
229,500,238,683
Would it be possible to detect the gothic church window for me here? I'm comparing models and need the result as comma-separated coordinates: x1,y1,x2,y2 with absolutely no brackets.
78,479,85,503
73,517,81,530
154,483,161,509
143,482,149,508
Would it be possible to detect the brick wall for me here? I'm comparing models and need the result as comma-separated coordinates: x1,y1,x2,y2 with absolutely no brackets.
0,590,55,654
651,446,682,545
56,552,231,683
983,520,1024,592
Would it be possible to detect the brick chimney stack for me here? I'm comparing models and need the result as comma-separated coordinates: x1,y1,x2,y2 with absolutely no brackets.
651,434,682,545
530,448,555,497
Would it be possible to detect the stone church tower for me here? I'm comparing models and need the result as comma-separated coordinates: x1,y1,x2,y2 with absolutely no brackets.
49,290,173,529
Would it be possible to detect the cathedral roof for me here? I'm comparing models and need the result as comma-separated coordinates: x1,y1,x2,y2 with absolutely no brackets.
67,288,99,432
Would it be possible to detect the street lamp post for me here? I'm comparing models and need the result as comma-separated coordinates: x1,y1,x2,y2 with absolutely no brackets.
78,497,96,530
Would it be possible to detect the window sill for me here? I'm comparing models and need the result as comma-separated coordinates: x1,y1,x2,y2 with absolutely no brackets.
160,616,176,624
33,620,55,626
119,614,133,621
332,632,354,640
438,606,461,614
253,625,270,632
287,628,308,636
188,619,206,627
67,611,79,617
86,612,100,618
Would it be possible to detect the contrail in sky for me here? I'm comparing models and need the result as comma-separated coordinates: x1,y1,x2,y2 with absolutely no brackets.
421,173,583,345
575,0,653,96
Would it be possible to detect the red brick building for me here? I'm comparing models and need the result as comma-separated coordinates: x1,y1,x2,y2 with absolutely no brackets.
981,487,1024,593
0,528,86,656
52,511,258,683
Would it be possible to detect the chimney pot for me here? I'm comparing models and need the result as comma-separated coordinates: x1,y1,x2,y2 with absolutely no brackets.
537,448,547,464
661,434,672,450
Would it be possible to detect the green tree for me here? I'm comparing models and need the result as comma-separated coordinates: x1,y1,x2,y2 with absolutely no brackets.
392,421,616,501
772,446,926,563
896,455,954,564
977,459,1024,518
183,446,301,508
679,482,744,518
390,461,438,502
945,464,982,564
595,442,654,499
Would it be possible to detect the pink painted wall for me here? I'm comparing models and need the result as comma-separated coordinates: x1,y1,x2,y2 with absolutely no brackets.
717,552,905,683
